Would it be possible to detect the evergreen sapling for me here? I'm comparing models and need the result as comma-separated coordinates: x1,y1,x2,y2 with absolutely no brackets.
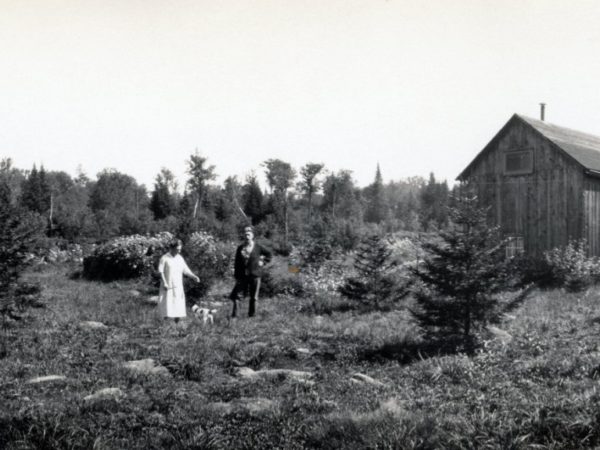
411,195,524,353
339,234,409,310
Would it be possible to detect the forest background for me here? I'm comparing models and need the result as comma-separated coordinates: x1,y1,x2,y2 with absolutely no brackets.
0,153,451,250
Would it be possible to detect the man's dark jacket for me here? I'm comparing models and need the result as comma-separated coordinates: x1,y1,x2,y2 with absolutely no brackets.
233,242,272,279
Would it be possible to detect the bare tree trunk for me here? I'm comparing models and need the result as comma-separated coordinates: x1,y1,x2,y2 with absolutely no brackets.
332,189,337,219
192,196,199,218
284,192,289,248
49,193,53,230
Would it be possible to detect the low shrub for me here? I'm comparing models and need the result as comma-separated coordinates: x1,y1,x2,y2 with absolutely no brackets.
260,264,307,298
82,230,233,297
543,239,600,291
509,254,555,288
301,260,346,297
300,292,356,315
82,232,173,281
182,231,234,300
261,252,348,300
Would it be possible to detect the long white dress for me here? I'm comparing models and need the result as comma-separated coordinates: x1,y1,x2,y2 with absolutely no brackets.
157,253,194,318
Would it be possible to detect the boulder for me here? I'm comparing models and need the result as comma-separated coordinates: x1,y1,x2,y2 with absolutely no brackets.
79,321,108,330
26,375,67,384
123,359,170,377
207,397,277,416
237,367,313,383
84,387,124,402
487,325,513,344
350,373,387,387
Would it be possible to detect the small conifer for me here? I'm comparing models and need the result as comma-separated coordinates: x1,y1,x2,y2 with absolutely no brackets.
411,195,516,353
339,234,409,309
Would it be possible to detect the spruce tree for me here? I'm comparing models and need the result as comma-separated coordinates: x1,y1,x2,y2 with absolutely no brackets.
0,182,45,324
21,165,51,214
242,173,264,225
150,169,178,220
411,195,514,353
339,234,409,310
420,172,449,230
364,164,387,223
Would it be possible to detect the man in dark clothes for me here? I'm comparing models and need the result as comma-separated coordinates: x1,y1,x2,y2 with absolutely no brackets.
229,226,272,318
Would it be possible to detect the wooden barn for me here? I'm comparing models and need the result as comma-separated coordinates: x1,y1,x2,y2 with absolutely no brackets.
458,113,600,257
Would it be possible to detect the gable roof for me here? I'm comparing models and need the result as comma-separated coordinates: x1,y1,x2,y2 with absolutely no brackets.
458,114,600,180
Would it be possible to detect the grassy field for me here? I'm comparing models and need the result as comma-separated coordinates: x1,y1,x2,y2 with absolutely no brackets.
3,263,600,449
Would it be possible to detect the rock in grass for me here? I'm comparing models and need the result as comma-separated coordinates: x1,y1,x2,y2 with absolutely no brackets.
129,289,142,298
26,375,67,384
238,367,313,382
79,321,108,330
350,373,387,387
123,359,170,377
207,397,277,416
84,387,124,402
379,398,406,416
487,325,513,344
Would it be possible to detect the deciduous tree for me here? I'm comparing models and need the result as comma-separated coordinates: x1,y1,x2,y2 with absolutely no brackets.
263,159,296,245
321,170,361,220
298,162,324,221
90,169,149,238
186,152,216,218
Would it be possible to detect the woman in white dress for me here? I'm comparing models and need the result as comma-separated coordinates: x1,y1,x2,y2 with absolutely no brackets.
157,239,199,321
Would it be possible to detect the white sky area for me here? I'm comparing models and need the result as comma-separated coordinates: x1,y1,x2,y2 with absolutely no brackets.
3,0,600,191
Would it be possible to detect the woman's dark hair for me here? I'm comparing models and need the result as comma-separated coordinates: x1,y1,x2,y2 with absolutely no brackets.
169,239,183,249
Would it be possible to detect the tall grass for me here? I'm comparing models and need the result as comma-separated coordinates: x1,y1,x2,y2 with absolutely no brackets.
2,264,600,448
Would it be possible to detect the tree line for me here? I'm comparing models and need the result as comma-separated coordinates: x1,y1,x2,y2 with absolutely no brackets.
0,154,453,247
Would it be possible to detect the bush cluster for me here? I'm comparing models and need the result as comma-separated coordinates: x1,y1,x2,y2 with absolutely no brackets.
543,239,600,291
82,232,174,281
181,231,234,300
82,231,234,300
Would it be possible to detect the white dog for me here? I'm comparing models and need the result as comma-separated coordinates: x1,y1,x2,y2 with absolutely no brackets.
191,305,217,324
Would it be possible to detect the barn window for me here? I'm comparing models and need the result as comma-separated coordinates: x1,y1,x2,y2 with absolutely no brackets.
505,236,524,258
504,149,533,175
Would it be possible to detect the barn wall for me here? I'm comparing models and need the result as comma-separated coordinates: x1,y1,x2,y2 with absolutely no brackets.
583,176,600,256
464,119,585,256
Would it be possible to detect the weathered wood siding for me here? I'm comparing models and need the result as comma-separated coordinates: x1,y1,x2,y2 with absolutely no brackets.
583,176,600,256
464,119,586,256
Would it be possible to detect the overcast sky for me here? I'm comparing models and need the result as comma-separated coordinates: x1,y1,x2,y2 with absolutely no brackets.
3,0,600,190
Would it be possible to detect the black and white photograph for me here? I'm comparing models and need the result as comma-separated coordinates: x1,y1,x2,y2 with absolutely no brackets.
3,1,600,448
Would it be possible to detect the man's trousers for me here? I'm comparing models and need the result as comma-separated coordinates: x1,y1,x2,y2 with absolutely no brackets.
229,276,261,317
